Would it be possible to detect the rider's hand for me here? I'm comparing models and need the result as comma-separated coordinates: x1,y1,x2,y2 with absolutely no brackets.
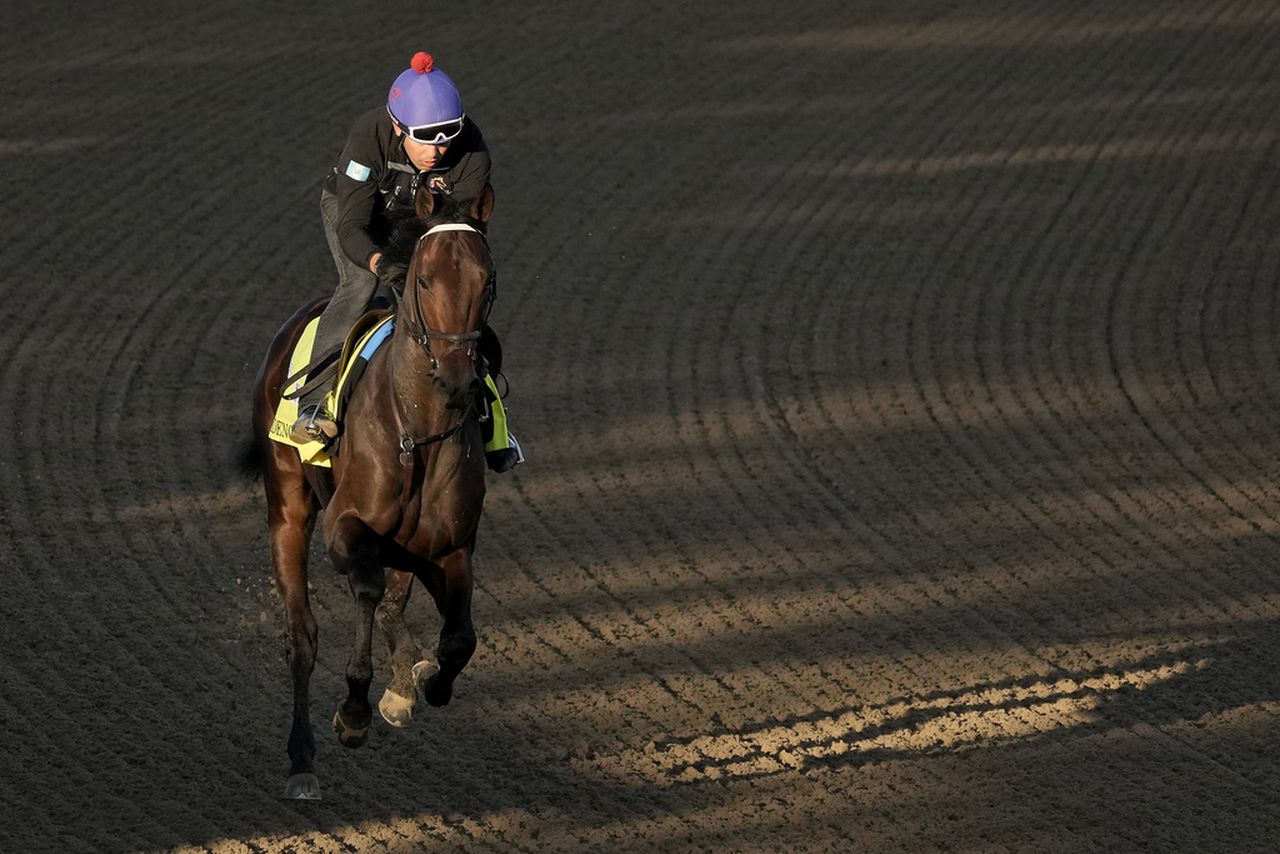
368,252,383,274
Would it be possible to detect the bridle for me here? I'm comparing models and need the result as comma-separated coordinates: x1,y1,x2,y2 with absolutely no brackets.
391,220,497,503
399,221,496,376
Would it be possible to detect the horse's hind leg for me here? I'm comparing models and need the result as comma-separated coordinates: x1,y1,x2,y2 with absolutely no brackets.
375,570,433,728
420,549,476,707
328,517,385,748
265,452,321,799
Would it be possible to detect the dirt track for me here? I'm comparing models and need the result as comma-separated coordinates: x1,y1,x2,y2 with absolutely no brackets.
4,1,1280,851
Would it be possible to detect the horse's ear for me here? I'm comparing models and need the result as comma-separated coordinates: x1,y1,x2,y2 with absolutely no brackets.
469,183,495,223
415,184,437,219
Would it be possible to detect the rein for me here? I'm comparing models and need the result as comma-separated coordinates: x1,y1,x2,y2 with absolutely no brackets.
390,220,496,507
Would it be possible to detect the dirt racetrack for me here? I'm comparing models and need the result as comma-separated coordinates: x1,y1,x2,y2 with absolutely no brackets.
4,1,1280,851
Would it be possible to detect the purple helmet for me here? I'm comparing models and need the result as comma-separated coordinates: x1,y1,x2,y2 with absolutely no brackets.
386,52,465,144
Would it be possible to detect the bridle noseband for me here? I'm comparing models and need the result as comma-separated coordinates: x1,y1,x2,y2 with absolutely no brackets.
400,222,496,375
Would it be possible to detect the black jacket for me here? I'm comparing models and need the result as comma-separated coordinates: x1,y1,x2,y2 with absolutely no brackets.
323,106,491,268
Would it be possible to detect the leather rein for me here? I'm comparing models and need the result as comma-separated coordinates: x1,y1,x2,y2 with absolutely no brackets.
391,221,496,506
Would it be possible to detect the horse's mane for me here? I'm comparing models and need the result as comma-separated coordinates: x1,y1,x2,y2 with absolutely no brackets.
377,192,486,293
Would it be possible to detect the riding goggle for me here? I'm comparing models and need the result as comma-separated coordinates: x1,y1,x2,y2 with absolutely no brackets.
396,115,465,145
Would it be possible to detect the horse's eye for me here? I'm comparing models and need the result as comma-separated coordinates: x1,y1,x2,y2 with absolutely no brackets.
416,276,428,290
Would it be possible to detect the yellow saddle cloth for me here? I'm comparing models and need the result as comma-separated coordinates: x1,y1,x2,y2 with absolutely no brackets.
267,314,511,467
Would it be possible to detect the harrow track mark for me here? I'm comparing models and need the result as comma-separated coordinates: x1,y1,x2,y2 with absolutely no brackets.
4,0,1280,851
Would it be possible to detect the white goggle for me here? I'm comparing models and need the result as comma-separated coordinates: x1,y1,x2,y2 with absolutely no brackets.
393,112,465,145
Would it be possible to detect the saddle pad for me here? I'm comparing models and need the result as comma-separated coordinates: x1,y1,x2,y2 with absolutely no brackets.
267,315,396,467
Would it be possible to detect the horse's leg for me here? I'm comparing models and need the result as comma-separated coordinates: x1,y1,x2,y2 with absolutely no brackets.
266,456,321,799
375,569,433,728
420,549,476,707
328,517,385,747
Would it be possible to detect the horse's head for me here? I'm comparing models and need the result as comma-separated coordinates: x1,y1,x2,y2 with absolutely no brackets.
399,184,496,410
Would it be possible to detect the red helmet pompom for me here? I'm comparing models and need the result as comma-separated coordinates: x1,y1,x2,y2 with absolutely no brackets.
411,52,434,74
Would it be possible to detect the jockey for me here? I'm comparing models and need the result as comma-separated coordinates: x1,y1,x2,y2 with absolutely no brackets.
291,51,522,472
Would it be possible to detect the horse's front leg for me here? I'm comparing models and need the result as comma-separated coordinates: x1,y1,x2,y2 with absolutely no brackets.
328,516,385,748
375,569,435,728
420,548,477,707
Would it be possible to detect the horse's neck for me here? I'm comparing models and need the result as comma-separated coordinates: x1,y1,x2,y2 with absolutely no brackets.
383,329,453,436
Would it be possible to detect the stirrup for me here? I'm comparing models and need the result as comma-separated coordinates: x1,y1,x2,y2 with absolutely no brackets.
290,403,338,445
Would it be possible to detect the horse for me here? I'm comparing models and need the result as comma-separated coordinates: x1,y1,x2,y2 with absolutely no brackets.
237,185,497,799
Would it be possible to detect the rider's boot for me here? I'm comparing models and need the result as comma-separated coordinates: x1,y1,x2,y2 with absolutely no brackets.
487,432,524,473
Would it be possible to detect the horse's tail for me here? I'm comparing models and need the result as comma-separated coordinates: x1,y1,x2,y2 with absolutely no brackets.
231,433,265,482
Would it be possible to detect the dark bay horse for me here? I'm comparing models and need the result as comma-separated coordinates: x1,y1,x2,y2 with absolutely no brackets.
239,186,496,799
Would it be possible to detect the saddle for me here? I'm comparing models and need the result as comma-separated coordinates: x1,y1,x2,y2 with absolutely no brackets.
267,309,395,467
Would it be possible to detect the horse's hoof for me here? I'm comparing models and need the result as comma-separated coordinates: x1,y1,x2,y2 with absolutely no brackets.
378,689,415,728
284,773,322,800
332,709,369,748
412,659,439,691
417,658,454,706
422,676,454,707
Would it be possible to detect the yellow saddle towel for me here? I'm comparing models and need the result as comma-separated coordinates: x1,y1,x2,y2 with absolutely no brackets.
268,315,513,467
